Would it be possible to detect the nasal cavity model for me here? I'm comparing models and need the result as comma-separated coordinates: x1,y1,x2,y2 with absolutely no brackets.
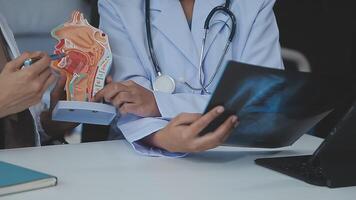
51,11,112,102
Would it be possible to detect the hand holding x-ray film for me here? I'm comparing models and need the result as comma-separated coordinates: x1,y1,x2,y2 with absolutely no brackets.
51,11,116,125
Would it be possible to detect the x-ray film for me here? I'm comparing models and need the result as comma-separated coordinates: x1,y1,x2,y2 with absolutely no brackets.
203,61,348,148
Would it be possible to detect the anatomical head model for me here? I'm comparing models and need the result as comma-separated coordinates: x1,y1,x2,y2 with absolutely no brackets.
51,11,112,102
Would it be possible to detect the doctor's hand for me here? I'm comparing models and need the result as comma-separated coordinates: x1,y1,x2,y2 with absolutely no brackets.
144,106,239,153
94,78,161,117
0,52,55,118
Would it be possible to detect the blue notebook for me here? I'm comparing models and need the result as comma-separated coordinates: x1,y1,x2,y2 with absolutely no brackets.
0,161,57,196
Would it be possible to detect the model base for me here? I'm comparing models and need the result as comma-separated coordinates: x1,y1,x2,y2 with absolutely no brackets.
52,101,117,125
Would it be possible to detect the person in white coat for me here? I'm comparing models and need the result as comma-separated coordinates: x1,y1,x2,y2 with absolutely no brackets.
96,0,284,156
0,13,76,148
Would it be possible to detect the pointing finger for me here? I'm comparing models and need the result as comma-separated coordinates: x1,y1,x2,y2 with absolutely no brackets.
93,89,105,102
106,76,113,84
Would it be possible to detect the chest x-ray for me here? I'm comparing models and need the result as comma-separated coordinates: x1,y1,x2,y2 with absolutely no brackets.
203,61,348,148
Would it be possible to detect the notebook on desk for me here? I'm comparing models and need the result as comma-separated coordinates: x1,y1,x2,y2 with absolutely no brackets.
0,161,57,196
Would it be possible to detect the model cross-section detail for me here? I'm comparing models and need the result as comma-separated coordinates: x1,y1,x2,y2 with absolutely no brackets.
51,11,112,101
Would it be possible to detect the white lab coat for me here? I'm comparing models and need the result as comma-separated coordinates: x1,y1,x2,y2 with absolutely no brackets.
0,13,48,146
98,0,284,156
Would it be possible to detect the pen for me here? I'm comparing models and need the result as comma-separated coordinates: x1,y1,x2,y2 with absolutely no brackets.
23,53,66,67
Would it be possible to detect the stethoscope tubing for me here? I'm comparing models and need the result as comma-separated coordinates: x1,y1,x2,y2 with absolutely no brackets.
146,0,237,94
145,0,161,76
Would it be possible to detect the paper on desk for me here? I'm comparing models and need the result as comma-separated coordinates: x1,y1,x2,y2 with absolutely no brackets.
51,11,112,102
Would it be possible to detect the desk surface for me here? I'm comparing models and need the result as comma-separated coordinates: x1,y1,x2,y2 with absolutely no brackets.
0,135,355,200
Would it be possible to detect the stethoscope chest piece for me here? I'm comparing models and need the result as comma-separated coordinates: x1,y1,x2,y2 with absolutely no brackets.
153,74,176,94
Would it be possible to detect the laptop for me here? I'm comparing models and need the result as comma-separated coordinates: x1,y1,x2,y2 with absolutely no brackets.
202,61,350,148
255,99,356,188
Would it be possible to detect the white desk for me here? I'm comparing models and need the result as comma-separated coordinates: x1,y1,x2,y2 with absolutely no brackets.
0,135,355,200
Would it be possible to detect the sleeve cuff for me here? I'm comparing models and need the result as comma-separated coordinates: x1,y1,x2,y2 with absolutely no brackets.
130,142,188,158
118,117,168,143
117,116,187,157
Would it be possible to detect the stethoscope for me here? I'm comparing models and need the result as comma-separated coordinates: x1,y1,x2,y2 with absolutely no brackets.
145,0,237,94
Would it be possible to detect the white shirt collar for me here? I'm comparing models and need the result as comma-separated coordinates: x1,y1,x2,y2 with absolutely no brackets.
0,13,20,59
